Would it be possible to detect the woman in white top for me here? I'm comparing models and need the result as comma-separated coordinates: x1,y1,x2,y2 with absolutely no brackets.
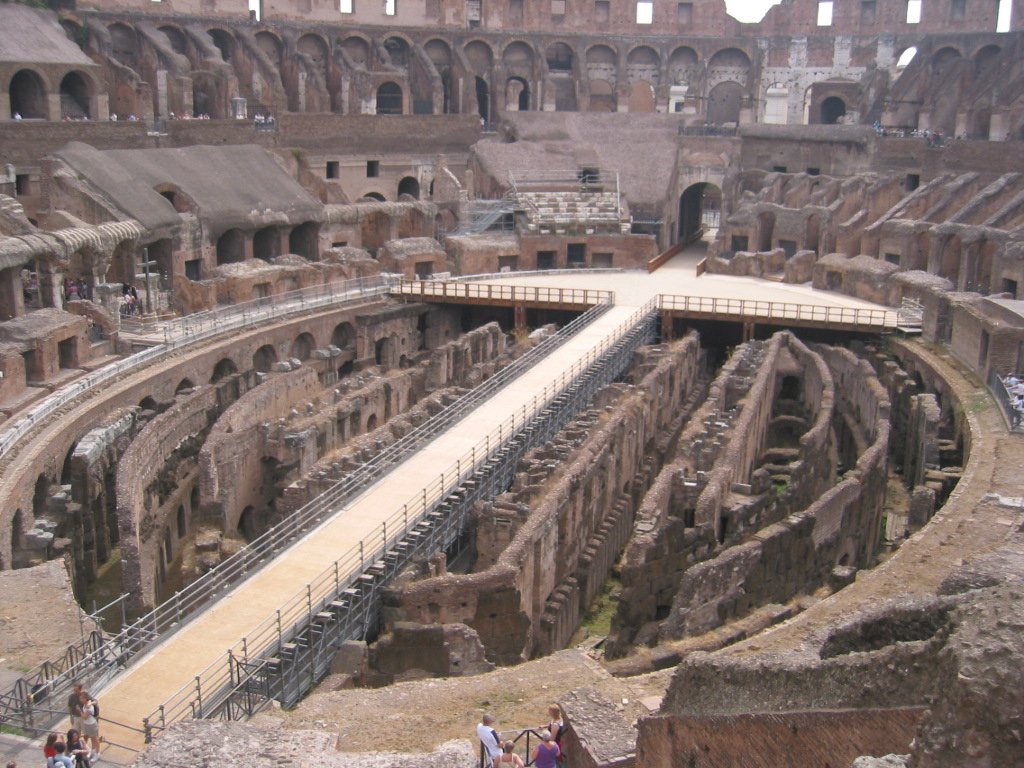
493,740,524,768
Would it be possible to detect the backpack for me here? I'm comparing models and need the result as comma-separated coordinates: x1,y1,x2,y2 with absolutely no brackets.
92,698,99,718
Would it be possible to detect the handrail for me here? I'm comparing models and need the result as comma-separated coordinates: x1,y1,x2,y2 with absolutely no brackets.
658,294,898,328
146,298,656,733
0,275,398,461
394,280,613,306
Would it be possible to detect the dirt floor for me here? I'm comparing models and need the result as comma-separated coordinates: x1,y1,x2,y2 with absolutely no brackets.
260,647,674,754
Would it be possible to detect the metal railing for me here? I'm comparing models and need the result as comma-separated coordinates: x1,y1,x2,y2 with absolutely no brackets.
988,370,1023,432
395,279,613,306
144,300,656,736
658,294,898,328
479,728,548,767
0,276,397,462
0,296,613,737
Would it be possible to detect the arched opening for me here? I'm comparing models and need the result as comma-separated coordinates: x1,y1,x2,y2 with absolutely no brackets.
384,36,411,69
210,357,237,383
159,25,187,55
33,474,49,518
779,375,802,401
475,76,490,121
239,506,257,541
758,211,775,251
9,70,48,119
108,23,139,68
973,44,1000,75
706,81,743,125
376,82,403,115
288,222,319,260
332,322,355,349
255,31,283,66
175,378,195,394
366,413,378,431
820,95,847,124
398,177,420,200
291,332,316,361
61,446,75,485
931,47,962,76
361,192,386,202
216,229,245,265
896,47,918,70
375,335,395,367
207,28,234,62
669,46,699,84
678,183,722,245
139,396,158,412
253,227,280,261
10,509,25,566
176,505,187,538
341,36,370,65
506,76,530,111
297,33,329,77
546,42,573,72
588,79,616,112
253,344,278,373
59,72,91,120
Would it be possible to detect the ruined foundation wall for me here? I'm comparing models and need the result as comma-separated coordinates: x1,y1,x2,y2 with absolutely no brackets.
117,386,221,611
384,336,702,664
200,367,321,533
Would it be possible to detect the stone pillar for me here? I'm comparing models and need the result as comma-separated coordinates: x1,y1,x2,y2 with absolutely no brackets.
0,266,25,320
37,260,63,308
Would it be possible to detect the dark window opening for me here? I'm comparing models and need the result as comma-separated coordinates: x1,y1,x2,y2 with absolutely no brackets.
326,161,339,179
885,252,901,265
677,1,692,23
185,259,202,281
1003,278,1018,298
537,250,556,269
731,235,749,253
772,165,788,173
906,173,920,191
58,338,77,370
779,239,797,258
567,243,586,266
15,175,29,196
806,167,821,176
366,160,380,177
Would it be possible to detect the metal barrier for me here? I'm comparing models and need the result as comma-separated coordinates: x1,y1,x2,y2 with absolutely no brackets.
0,276,398,462
988,369,1023,431
658,294,898,328
479,728,546,767
144,300,656,735
0,296,613,738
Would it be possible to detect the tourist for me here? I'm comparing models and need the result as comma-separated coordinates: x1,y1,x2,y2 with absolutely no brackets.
13,112,22,120
476,713,503,764
67,683,84,732
65,728,91,768
79,691,101,757
493,741,524,768
46,742,74,768
543,704,565,758
530,730,561,768
44,732,60,760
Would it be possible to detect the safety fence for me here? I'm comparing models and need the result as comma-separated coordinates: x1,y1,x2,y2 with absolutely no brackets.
659,294,899,328
0,296,612,739
142,300,656,737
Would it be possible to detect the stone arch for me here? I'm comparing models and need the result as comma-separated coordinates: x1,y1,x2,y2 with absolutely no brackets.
291,332,316,360
708,47,751,69
289,222,319,259
821,95,847,124
191,71,218,118
155,183,197,214
628,81,655,112
177,504,187,538
546,42,573,72
475,76,490,121
332,321,356,349
375,334,397,367
383,36,412,69
425,38,453,68
973,44,1000,75
207,27,235,62
707,81,744,124
896,46,918,70
216,229,245,265
341,35,371,66
159,25,188,56
255,30,283,66
108,23,139,68
366,413,379,431
626,45,660,86
376,82,403,115
502,40,536,76
398,176,420,199
464,40,494,73
506,76,530,111
175,377,195,393
253,226,281,261
59,71,93,120
585,44,617,106
33,473,50,519
298,33,329,77
8,69,49,119
931,46,963,75
669,46,699,83
677,182,722,244
210,357,238,382
238,505,257,540
425,39,454,112
361,191,387,202
253,344,278,373
139,395,158,412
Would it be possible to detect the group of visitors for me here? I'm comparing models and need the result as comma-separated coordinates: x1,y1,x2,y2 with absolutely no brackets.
477,705,566,768
42,684,101,767
106,114,140,122
166,112,213,121
1003,374,1024,424
63,277,91,303
871,121,947,145
120,283,140,316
